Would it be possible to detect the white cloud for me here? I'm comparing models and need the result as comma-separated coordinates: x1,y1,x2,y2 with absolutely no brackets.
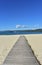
33,24,40,29
22,25,28,28
31,24,40,30
16,24,41,29
16,25,21,28
34,24,39,28
16,25,28,28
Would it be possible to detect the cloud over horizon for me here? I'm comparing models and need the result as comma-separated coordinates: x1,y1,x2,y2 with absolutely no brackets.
16,24,42,30
16,25,28,28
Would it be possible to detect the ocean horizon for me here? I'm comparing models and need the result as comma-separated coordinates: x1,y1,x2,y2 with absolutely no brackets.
0,30,42,35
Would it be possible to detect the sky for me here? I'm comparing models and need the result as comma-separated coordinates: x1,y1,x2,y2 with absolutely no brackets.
0,0,42,30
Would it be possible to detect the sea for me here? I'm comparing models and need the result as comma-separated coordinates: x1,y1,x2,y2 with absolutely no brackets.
0,31,42,35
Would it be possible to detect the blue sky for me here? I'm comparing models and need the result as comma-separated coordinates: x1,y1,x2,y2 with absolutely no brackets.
0,0,42,30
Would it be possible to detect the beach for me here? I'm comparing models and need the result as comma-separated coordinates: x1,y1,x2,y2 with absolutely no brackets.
25,34,42,65
3,36,39,65
0,34,42,65
0,35,20,65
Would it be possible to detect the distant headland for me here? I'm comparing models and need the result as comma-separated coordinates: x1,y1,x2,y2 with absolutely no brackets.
0,29,42,35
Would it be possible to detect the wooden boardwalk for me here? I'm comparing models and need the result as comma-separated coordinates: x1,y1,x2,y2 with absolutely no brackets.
3,36,40,65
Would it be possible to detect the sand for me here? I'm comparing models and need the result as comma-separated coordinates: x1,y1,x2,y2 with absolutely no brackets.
25,34,42,65
0,35,20,65
3,36,39,65
0,34,42,65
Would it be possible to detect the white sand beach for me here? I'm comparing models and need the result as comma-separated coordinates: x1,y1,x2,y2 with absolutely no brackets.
25,34,42,65
0,35,20,65
0,34,42,65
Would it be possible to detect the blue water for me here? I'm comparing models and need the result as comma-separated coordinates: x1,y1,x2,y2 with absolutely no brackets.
0,31,42,35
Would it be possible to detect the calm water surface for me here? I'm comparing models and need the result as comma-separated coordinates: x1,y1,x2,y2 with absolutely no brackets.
0,31,42,35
